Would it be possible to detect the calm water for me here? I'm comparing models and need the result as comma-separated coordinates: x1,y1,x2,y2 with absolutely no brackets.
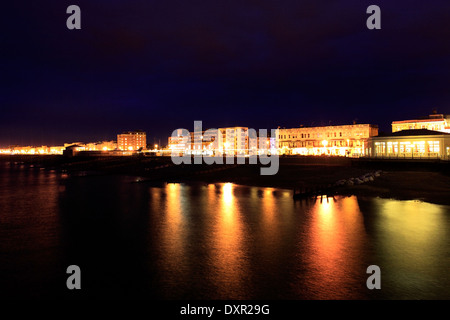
0,161,449,299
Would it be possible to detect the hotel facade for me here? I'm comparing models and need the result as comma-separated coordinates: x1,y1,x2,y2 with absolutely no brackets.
117,130,147,151
277,124,379,157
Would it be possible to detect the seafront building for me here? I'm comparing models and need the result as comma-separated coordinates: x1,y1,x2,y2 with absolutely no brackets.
365,112,450,160
277,124,379,157
83,140,117,152
117,130,147,151
221,127,249,155
168,126,276,156
168,123,378,157
367,129,450,160
5,113,450,160
392,113,450,133
4,145,65,155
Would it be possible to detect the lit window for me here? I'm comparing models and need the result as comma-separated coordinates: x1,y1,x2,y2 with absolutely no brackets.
428,141,440,153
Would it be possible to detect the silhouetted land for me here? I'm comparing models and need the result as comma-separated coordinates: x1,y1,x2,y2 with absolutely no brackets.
2,154,450,205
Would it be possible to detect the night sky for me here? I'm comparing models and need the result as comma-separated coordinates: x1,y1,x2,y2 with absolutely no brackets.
1,1,450,147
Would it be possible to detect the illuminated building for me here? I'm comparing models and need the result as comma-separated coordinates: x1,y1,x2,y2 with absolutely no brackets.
84,141,117,151
220,127,248,155
367,129,450,160
1,139,118,156
169,128,226,156
168,126,277,156
248,131,277,155
392,113,450,133
117,130,147,151
277,124,378,157
7,145,65,155
168,129,193,155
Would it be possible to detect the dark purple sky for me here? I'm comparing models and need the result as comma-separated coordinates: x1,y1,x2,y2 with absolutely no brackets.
1,1,450,147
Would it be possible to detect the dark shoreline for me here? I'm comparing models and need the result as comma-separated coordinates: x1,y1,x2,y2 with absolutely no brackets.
2,154,450,206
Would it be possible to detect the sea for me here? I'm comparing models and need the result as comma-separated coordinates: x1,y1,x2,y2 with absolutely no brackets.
0,160,449,300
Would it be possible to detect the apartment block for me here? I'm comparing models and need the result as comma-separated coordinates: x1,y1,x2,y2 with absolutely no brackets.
117,130,147,151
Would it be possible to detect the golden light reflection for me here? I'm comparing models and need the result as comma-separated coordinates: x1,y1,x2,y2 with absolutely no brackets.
373,198,448,296
377,200,446,248
261,188,278,249
301,196,368,299
209,183,248,298
165,184,185,255
222,183,233,207
154,183,189,291
318,195,332,213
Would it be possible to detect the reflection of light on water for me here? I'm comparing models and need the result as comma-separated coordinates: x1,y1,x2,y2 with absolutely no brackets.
222,183,233,206
155,183,188,293
313,197,339,266
264,188,274,197
165,183,184,253
317,196,332,214
302,196,368,299
377,200,445,246
221,183,234,224
209,183,248,298
147,182,450,299
377,199,447,253
261,188,276,244
373,199,449,298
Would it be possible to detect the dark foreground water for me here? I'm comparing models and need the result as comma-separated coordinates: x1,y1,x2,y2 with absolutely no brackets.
0,161,449,299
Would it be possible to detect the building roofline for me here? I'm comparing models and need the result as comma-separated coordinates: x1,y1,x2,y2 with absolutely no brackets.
278,124,378,130
374,129,450,138
392,118,445,124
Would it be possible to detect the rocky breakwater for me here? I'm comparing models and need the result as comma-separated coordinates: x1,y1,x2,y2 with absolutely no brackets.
334,170,383,187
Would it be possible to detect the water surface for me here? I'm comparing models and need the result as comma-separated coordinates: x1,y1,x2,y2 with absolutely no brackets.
0,162,449,299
